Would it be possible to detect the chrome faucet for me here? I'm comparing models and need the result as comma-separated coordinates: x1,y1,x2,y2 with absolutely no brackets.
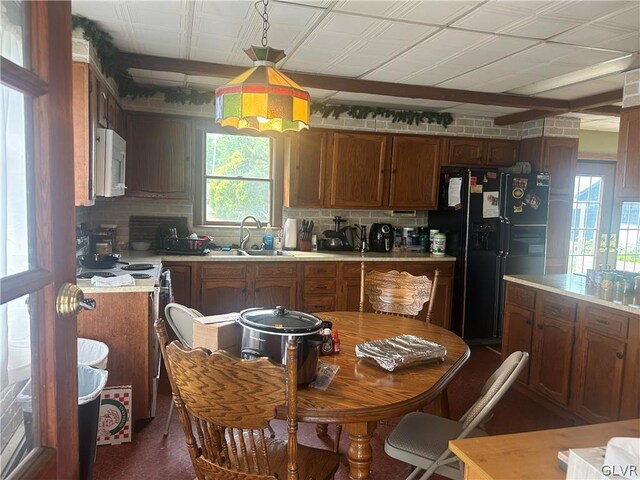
239,216,263,250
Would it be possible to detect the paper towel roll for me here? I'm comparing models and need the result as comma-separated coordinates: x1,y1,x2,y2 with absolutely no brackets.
284,218,297,250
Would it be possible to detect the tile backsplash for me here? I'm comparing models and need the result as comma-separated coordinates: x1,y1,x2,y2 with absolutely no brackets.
77,199,429,248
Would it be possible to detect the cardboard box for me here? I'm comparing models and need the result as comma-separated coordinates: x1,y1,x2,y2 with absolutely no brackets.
97,386,132,445
192,320,242,354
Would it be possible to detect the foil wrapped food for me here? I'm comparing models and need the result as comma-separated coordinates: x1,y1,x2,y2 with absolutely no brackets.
355,334,447,372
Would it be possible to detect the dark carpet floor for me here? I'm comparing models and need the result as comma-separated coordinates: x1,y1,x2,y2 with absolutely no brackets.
93,346,573,479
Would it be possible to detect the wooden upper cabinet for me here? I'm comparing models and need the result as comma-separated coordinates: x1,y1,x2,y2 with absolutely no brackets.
389,136,441,209
72,62,97,206
284,131,327,208
616,106,640,199
329,132,388,208
445,138,484,166
486,140,519,167
444,138,519,167
542,137,578,196
126,114,192,199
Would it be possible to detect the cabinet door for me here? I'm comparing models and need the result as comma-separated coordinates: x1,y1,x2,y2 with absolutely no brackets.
573,329,626,423
542,137,577,196
330,133,388,208
501,303,534,383
445,138,484,166
97,81,109,128
253,279,297,309
486,140,519,167
339,277,364,312
126,114,192,199
164,264,191,307
200,280,247,315
389,136,441,209
72,62,95,206
545,194,572,274
616,106,640,199
530,315,574,406
285,131,327,207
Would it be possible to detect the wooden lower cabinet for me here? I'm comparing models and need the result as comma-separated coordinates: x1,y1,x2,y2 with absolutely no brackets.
530,314,575,406
168,259,454,329
502,280,639,424
77,291,154,422
200,279,248,314
572,329,626,423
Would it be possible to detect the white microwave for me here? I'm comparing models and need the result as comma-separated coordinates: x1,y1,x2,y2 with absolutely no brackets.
95,128,126,197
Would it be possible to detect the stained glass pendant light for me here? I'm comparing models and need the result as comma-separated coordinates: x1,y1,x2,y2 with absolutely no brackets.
215,0,310,132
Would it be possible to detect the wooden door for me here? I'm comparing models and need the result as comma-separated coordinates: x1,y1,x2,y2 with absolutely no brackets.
389,136,441,209
126,114,192,199
530,315,575,406
1,2,78,477
444,138,484,166
285,131,327,207
253,279,297,309
163,263,191,306
486,140,519,167
200,280,247,315
573,329,626,423
542,137,578,195
501,304,534,383
545,194,573,273
329,132,388,208
616,106,640,200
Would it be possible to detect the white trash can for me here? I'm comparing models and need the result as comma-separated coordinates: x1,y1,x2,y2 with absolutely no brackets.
78,337,109,370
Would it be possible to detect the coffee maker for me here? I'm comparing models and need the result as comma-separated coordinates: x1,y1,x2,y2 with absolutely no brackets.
369,223,393,252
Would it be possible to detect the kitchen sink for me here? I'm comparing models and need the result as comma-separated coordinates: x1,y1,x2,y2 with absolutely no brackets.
242,250,293,256
208,249,248,256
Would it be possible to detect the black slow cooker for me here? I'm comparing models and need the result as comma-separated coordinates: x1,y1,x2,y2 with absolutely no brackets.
238,306,323,384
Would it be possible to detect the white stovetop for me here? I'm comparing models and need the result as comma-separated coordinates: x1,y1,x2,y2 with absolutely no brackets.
76,253,162,293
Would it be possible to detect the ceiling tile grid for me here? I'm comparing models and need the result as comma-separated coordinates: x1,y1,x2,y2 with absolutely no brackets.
71,0,640,131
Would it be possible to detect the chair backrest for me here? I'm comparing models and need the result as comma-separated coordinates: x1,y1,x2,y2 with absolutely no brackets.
459,351,529,434
363,269,439,320
155,318,291,480
164,303,202,348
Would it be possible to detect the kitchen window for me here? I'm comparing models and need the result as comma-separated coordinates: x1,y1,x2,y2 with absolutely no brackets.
195,131,282,227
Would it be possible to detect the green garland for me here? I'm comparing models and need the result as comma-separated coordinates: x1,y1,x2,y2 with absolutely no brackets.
72,15,453,127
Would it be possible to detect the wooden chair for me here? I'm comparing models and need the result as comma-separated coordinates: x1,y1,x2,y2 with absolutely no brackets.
331,266,441,452
155,318,340,480
361,267,440,321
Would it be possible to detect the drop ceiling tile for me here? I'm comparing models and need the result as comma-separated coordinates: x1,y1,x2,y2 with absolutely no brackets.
327,91,461,110
545,1,635,23
192,15,246,37
195,1,253,18
598,33,640,52
535,74,625,100
333,1,406,18
72,1,126,22
392,1,482,26
135,41,183,58
445,104,525,116
125,4,187,29
553,23,631,46
452,4,532,32
599,3,640,29
320,12,383,36
501,15,579,39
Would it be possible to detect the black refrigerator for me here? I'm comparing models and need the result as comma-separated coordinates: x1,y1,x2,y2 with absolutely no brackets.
428,167,550,343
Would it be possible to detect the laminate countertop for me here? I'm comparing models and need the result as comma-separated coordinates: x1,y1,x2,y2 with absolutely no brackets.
161,250,456,262
504,274,640,315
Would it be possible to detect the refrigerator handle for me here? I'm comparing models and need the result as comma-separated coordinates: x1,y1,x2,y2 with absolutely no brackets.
492,253,502,337
496,251,509,338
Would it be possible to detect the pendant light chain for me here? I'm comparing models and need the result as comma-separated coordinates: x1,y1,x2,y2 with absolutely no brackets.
255,0,270,47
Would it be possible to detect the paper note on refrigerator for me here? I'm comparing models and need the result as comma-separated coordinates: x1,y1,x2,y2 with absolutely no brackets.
448,177,462,207
483,191,500,218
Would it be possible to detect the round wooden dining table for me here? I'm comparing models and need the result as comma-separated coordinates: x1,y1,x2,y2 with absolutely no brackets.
276,311,469,480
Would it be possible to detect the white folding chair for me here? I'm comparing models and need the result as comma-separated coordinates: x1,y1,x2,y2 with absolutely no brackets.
162,303,202,435
384,351,529,480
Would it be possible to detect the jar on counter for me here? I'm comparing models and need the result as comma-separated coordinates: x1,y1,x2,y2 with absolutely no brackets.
600,272,614,291
95,241,112,255
432,233,446,256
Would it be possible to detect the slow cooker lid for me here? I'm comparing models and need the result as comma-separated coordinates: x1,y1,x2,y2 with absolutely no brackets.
238,306,322,335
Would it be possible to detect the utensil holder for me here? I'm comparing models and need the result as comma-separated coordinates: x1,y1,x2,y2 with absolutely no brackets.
298,238,312,251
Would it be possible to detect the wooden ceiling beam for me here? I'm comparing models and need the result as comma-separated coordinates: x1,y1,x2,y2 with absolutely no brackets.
494,89,623,125
118,52,572,111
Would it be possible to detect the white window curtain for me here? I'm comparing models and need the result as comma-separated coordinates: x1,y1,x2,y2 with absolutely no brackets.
1,5,30,390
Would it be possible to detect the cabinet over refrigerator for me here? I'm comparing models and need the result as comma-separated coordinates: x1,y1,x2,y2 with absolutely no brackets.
428,167,550,343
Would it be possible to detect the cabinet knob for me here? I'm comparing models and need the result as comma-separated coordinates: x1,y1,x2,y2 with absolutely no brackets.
537,324,543,330
616,351,624,359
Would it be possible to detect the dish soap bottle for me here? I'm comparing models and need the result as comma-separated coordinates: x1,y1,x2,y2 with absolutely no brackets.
263,223,273,250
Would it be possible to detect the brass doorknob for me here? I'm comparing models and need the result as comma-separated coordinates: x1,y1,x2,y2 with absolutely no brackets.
56,283,96,319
